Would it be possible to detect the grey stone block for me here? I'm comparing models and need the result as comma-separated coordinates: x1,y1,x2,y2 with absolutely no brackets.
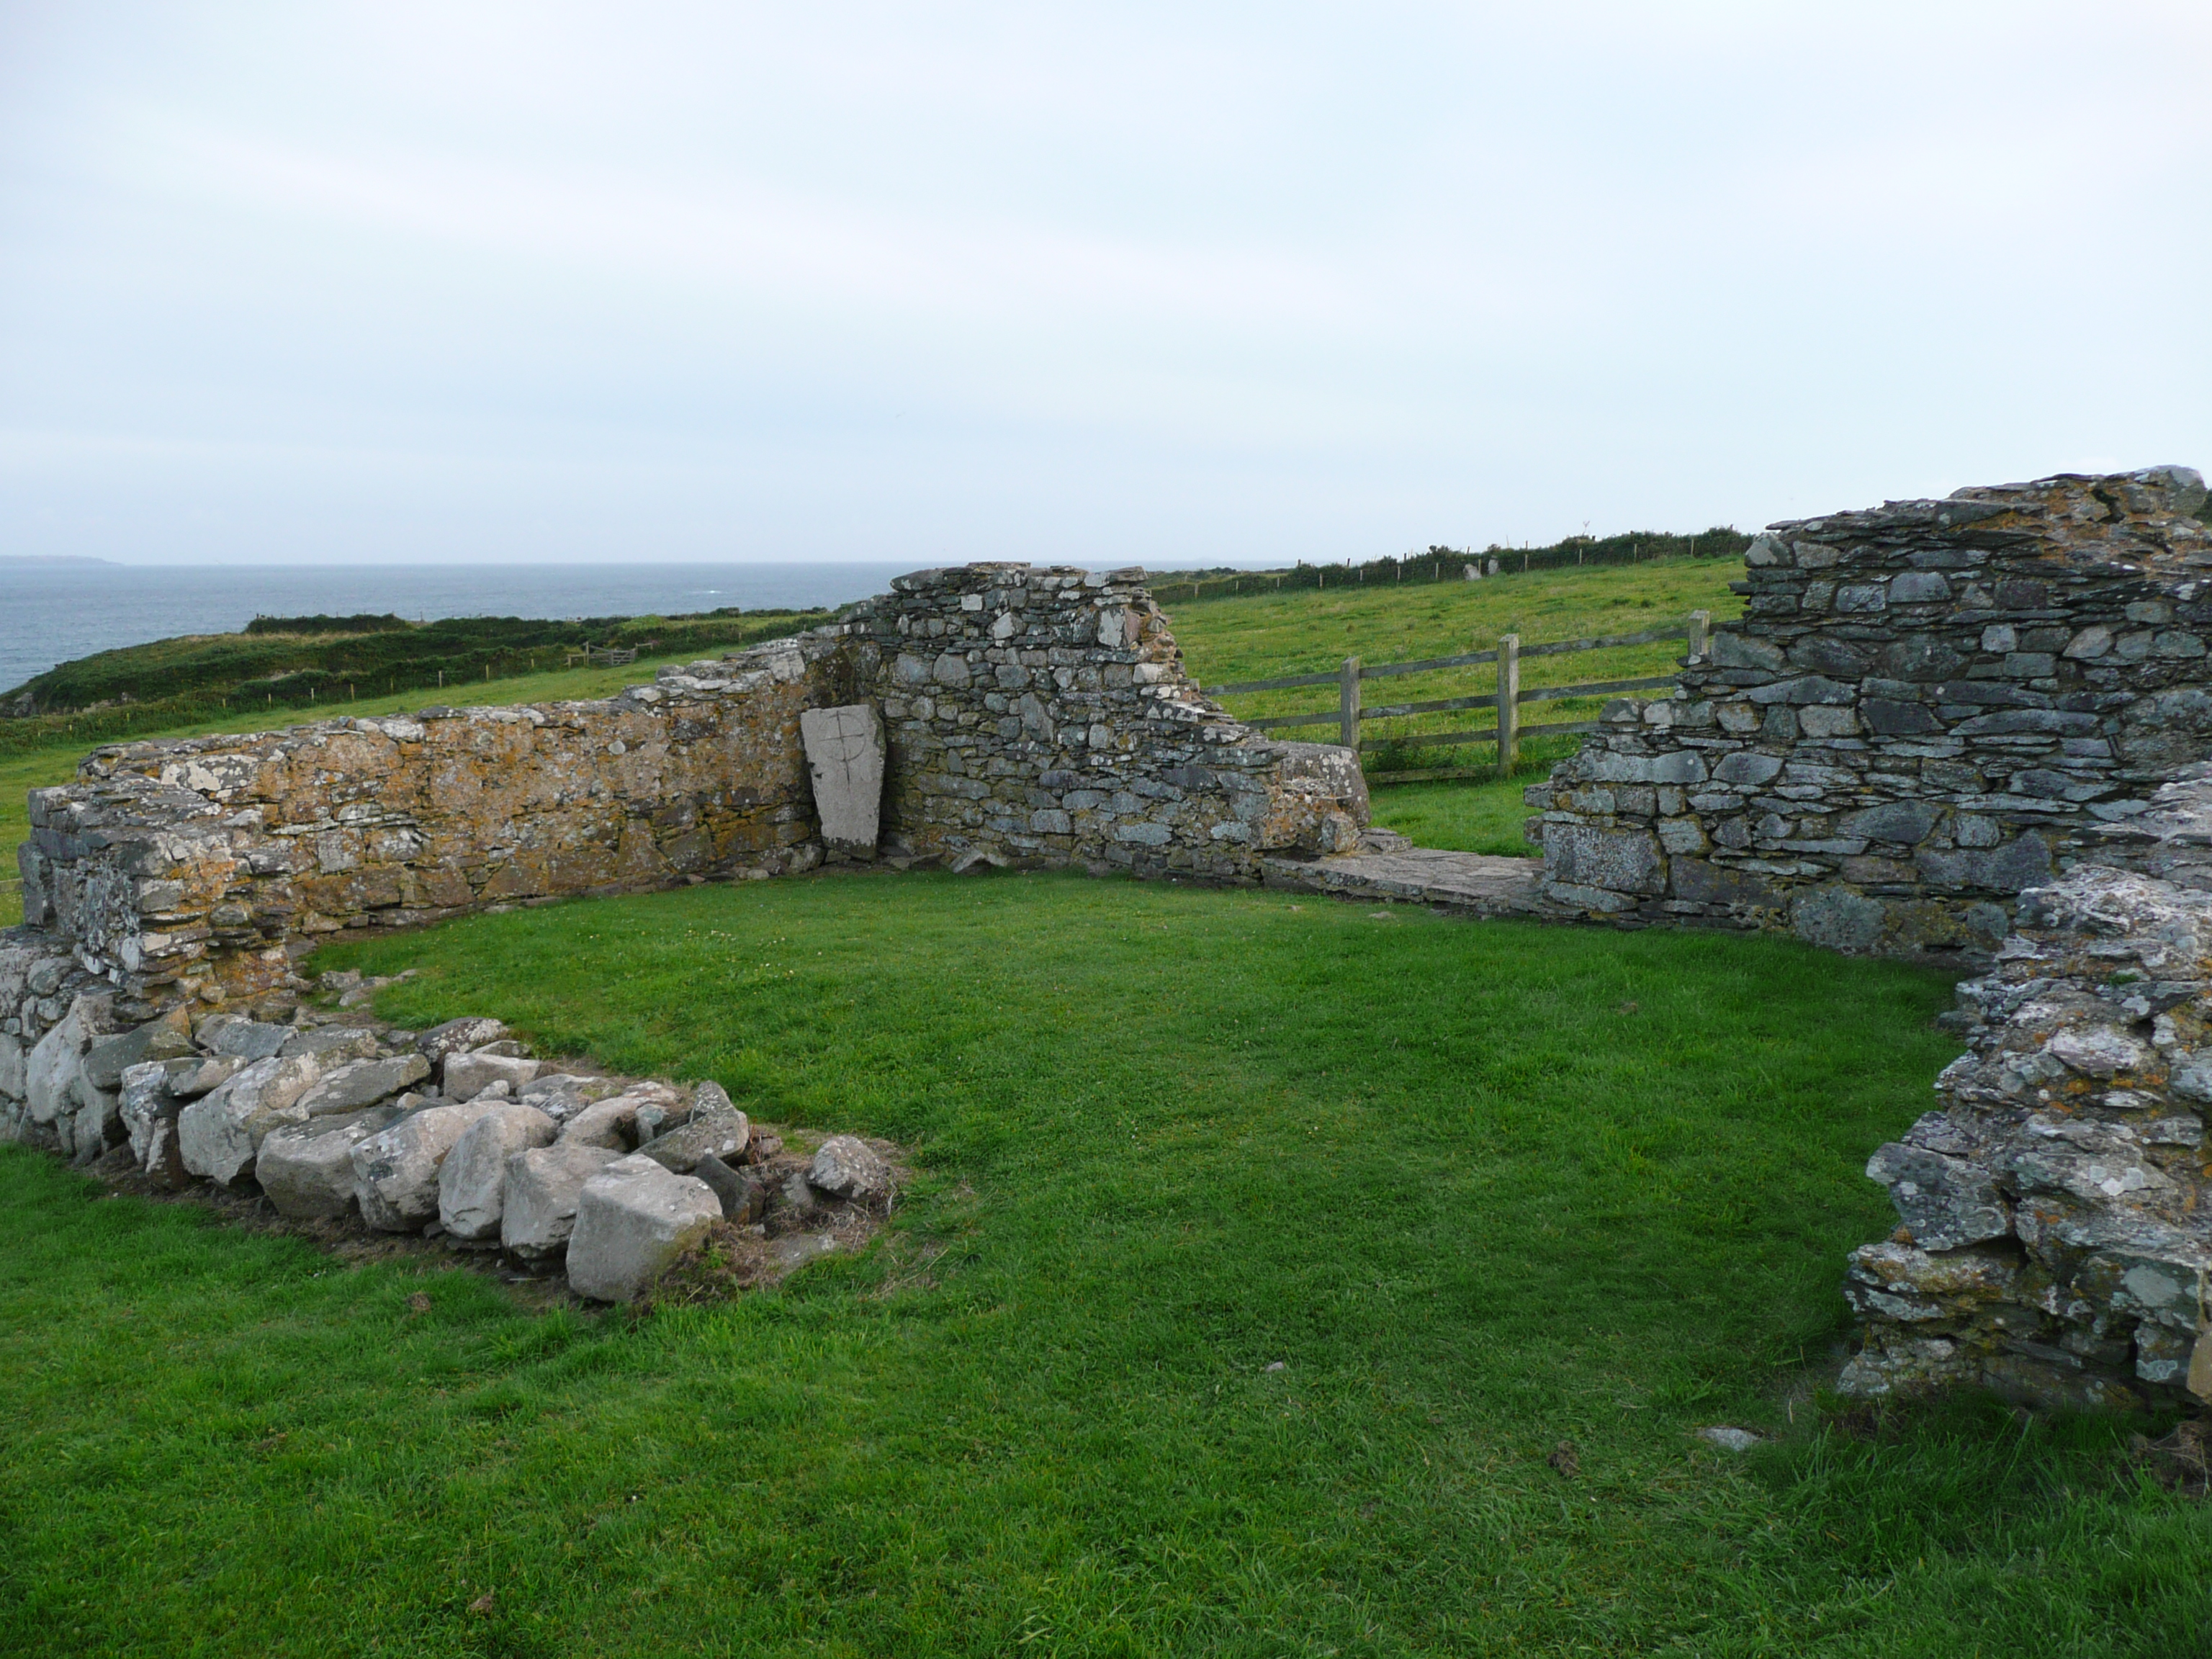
502,1140,624,1260
444,1050,544,1102
291,1053,431,1117
178,1053,326,1186
1791,887,1887,955
351,1100,503,1232
1541,823,1663,896
257,1107,403,1219
437,1101,558,1241
809,1135,894,1204
565,1155,722,1302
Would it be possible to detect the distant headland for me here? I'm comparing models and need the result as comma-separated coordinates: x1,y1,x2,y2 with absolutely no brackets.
0,555,122,567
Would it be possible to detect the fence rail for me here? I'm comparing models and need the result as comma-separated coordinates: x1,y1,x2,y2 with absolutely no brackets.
1203,613,1709,777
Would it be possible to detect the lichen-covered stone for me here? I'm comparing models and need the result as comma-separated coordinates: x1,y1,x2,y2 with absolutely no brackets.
176,1052,326,1185
500,1139,622,1260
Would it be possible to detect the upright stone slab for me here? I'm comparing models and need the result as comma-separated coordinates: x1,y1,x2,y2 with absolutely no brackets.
800,703,884,860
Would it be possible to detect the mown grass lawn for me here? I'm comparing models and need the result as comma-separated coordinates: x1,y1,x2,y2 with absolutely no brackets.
2,871,2203,1656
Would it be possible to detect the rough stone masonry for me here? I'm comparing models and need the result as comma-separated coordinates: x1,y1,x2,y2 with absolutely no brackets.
1527,466,2212,963
1843,764,2212,1411
2,563,1367,1142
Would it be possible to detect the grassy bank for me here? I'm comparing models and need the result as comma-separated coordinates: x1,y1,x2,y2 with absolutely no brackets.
1,872,2199,1655
2,608,824,724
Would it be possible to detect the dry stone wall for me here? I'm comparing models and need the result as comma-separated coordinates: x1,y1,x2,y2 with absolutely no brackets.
1527,468,2212,963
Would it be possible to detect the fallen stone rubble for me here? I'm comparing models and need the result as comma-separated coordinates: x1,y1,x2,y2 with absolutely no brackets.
8,966,898,1303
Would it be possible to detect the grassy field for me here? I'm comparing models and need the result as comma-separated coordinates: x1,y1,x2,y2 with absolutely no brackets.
1367,776,1545,857
2,872,2200,1655
1166,555,1741,751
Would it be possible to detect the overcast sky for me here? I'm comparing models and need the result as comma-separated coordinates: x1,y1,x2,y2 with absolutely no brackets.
2,2,2208,567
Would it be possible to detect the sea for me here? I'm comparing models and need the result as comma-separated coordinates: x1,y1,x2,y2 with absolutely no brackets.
0,561,917,692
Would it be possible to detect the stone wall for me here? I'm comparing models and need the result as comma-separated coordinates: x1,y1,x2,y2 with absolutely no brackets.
1844,764,2212,1410
1526,468,2212,963
3,565,1367,1150
837,564,1362,878
16,634,842,1019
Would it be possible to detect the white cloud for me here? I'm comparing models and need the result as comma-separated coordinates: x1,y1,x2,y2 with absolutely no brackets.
0,0,2207,565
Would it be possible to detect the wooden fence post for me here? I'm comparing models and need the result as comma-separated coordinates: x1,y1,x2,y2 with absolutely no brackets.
1688,608,1712,660
1339,656,1361,749
1495,634,1519,779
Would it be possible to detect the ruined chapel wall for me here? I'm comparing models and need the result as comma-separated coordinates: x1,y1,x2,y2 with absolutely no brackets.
1844,765,2212,1411
834,563,1364,878
3,566,1364,1132
12,635,842,1019
1525,468,2212,962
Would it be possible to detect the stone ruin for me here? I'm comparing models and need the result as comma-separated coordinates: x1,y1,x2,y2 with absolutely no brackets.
5,563,1369,1027
1840,777,2212,1411
0,564,1370,1295
10,978,899,1302
1521,464,2212,1411
14,480,2212,1396
1527,465,2212,963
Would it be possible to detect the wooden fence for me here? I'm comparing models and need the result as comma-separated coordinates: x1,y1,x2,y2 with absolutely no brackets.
1202,611,1711,780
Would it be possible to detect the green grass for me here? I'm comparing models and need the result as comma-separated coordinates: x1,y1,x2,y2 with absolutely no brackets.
2,871,2203,1655
4,607,816,720
1369,775,1547,857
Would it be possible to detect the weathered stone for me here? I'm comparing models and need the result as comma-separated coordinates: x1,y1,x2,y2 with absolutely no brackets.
177,1053,326,1185
170,1054,245,1098
291,1053,431,1117
1864,1143,2012,1249
436,1102,558,1241
501,1139,624,1261
350,1100,503,1231
632,1081,750,1172
1542,824,1662,897
800,703,885,859
81,1009,194,1091
26,996,103,1127
691,1153,764,1222
443,1049,543,1102
809,1135,893,1204
117,1058,193,1168
197,1015,292,1061
560,1092,652,1151
277,1025,382,1064
256,1107,403,1219
416,1017,509,1067
565,1154,722,1302
518,1073,626,1121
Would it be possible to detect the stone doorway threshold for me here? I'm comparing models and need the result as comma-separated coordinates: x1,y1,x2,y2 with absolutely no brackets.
1261,832,1550,917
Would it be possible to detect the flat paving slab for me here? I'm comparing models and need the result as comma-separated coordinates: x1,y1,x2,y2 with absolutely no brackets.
1262,846,1552,917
